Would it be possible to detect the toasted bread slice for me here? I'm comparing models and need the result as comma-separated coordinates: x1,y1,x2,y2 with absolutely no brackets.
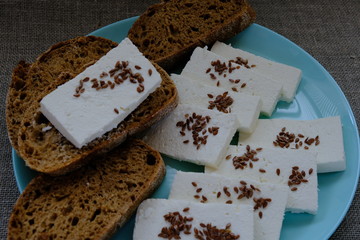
7,139,165,240
128,0,256,70
6,36,178,175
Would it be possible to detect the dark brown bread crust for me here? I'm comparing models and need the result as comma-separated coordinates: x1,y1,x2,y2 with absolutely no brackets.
128,0,256,70
7,36,178,175
7,139,166,240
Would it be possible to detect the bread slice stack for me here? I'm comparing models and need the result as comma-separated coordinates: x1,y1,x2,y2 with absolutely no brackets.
7,139,165,240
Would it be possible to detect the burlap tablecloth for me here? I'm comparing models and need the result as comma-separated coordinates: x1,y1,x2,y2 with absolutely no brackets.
0,0,359,239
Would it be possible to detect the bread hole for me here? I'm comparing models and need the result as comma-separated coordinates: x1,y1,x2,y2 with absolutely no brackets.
126,181,137,192
130,195,136,202
90,208,101,222
10,220,18,228
20,133,27,141
13,79,25,90
23,201,30,210
146,154,156,165
34,112,49,125
185,3,193,7
71,216,79,226
200,14,211,20
50,213,58,221
220,0,230,2
119,169,129,174
23,121,31,127
168,37,174,43
19,92,27,100
138,182,144,187
26,211,34,217
33,189,42,199
190,26,199,32
143,39,150,47
147,9,156,17
28,219,35,225
169,24,178,35
208,5,217,10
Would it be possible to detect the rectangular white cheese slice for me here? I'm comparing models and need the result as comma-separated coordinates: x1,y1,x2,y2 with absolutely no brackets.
206,145,318,214
211,41,302,102
40,38,161,148
181,47,282,116
238,116,345,173
172,73,261,133
169,171,288,240
133,199,254,240
142,104,239,168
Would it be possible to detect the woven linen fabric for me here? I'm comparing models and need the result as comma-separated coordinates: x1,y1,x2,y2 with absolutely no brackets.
0,0,359,239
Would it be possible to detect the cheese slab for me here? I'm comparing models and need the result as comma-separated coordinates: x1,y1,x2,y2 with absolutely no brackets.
40,38,161,148
172,73,261,133
206,145,318,214
169,171,288,240
211,41,302,102
133,199,254,240
238,116,345,173
143,104,238,168
181,46,282,116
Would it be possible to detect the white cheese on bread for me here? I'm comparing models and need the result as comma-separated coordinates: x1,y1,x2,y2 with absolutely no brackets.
181,47,282,116
171,73,261,133
169,171,288,240
40,38,161,148
206,145,318,214
211,41,302,102
238,116,345,173
133,199,254,240
143,104,238,168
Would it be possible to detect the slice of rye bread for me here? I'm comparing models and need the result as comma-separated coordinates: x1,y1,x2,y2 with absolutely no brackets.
127,0,256,70
6,36,118,151
7,139,166,240
7,36,178,175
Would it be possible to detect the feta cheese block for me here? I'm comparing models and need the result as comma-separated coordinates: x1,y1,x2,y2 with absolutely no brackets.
133,199,254,240
169,171,288,240
40,38,161,148
211,41,302,102
142,104,238,168
172,73,261,133
206,145,318,214
181,46,282,116
238,116,345,173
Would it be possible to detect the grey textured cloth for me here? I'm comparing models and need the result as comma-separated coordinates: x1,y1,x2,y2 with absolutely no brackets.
0,0,359,239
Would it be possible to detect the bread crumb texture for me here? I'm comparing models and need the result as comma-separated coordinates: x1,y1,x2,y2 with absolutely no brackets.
8,139,165,240
128,0,256,69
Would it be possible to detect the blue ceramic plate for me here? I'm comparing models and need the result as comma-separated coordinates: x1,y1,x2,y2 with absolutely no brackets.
13,17,360,240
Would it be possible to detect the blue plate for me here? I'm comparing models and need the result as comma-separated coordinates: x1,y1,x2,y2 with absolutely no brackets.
13,17,360,240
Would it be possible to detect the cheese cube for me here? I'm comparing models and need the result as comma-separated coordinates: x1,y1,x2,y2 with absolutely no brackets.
238,116,345,173
181,47,282,116
172,73,261,133
211,41,302,102
143,104,238,168
40,38,161,148
133,199,254,240
206,145,318,214
169,171,288,240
